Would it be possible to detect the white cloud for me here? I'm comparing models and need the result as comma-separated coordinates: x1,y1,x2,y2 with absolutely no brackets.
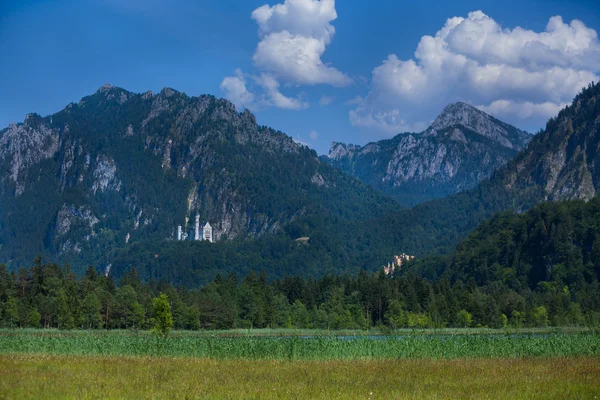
253,31,350,86
219,69,254,110
251,0,337,42
351,11,600,135
309,130,318,140
256,74,308,110
319,95,334,106
221,0,349,110
477,100,569,121
251,0,350,86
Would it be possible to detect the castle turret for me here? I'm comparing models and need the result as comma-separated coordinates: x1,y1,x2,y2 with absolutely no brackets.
194,214,200,241
203,222,213,243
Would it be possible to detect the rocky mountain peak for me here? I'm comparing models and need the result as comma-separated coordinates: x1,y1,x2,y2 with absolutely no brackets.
93,84,133,104
327,142,362,160
425,102,529,150
96,83,113,93
160,87,179,98
324,101,533,206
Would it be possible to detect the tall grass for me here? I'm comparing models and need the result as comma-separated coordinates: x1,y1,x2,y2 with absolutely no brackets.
0,330,598,360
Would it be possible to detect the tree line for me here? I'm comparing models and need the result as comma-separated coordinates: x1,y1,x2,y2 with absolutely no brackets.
1,256,598,330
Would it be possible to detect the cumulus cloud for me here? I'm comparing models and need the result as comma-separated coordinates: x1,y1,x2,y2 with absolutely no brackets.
255,74,308,110
351,11,600,135
251,0,350,86
219,69,254,110
221,0,349,110
477,100,569,121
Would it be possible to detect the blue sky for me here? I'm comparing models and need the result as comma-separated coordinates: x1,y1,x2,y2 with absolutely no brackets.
1,0,599,154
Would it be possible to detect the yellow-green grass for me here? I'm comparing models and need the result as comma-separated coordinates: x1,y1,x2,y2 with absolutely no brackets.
1,354,599,399
0,330,598,360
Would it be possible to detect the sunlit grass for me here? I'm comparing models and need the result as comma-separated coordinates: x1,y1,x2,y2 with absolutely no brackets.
1,354,599,399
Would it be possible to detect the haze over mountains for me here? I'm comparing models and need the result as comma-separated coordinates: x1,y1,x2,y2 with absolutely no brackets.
325,102,532,206
0,82,599,286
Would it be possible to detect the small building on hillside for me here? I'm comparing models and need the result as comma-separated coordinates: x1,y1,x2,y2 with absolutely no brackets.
176,217,214,243
194,214,201,241
203,222,213,243
383,253,415,275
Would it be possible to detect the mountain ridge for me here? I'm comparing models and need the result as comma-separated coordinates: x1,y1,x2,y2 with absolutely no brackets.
325,102,531,206
0,85,396,272
377,82,600,257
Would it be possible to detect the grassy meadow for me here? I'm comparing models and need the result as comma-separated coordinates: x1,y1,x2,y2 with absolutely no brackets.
0,329,598,360
1,329,599,398
1,354,599,399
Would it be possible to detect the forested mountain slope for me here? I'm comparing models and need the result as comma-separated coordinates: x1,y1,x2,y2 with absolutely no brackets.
325,102,531,206
110,83,600,286
0,85,396,272
375,82,600,256
3,83,599,285
408,198,600,291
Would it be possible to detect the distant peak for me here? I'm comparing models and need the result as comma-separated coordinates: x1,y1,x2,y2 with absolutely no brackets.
426,102,487,135
327,141,360,160
441,102,480,114
96,84,131,95
95,84,132,104
426,101,528,150
160,87,179,98
98,83,113,92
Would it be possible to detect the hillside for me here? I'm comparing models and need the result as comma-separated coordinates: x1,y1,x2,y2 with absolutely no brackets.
101,83,600,286
325,103,531,206
0,85,396,273
373,82,600,256
3,83,599,285
408,198,600,290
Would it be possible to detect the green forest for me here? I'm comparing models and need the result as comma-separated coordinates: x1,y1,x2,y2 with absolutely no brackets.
2,198,600,330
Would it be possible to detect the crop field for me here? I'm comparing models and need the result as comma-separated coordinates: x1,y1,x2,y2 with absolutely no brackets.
0,329,599,399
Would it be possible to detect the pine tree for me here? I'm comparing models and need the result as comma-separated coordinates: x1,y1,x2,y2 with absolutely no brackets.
152,293,173,339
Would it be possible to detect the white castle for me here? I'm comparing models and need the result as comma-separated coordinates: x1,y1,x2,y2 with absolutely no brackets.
203,222,213,243
177,214,213,243
383,253,415,275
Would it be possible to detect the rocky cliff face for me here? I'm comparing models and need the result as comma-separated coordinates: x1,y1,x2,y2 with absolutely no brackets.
424,102,530,149
497,83,600,203
374,82,600,258
326,103,531,206
0,85,393,271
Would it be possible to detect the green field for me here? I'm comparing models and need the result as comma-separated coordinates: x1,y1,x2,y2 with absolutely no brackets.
1,329,599,398
0,329,599,360
1,355,599,399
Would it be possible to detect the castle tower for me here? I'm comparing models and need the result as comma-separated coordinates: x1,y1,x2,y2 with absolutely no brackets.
177,225,182,241
203,222,213,243
194,214,200,241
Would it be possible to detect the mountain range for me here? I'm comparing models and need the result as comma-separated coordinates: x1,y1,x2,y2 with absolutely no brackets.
0,82,599,286
0,84,394,271
325,102,531,206
375,82,600,256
